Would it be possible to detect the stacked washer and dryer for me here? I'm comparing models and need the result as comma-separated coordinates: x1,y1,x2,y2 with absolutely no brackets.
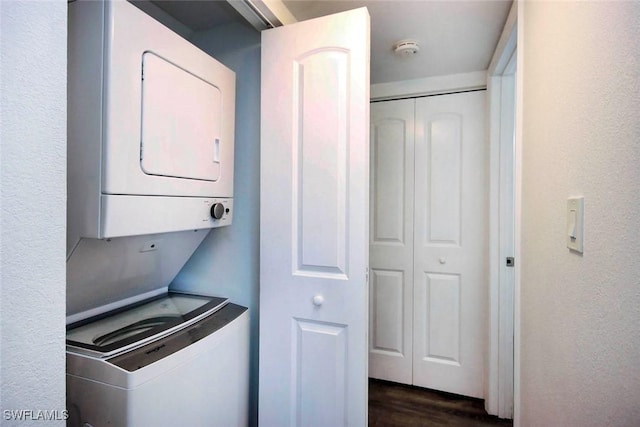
66,1,248,426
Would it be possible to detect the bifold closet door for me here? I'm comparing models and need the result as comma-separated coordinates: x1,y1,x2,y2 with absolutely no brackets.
412,91,487,398
369,91,487,398
369,99,414,385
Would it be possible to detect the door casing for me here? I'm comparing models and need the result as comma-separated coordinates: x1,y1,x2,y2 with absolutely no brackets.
370,2,520,415
486,1,519,419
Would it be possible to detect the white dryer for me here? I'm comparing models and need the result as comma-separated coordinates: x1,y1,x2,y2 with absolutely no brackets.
66,292,249,427
68,0,236,248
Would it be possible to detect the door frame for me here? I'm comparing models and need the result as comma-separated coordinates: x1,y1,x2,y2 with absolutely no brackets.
486,1,519,420
369,2,520,420
253,0,521,419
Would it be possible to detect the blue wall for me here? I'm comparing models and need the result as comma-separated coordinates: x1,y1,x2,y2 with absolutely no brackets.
171,21,261,427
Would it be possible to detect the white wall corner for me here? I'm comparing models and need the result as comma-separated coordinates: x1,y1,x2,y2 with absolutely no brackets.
485,0,519,418
488,1,518,76
513,2,525,425
1,0,67,417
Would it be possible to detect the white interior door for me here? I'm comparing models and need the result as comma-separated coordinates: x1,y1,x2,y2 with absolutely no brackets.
369,99,414,384
259,8,370,427
412,91,487,398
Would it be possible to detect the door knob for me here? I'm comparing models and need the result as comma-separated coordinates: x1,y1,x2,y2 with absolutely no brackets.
439,257,446,264
312,295,324,306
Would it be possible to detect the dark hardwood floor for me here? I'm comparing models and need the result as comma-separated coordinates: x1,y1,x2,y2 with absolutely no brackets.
369,379,513,427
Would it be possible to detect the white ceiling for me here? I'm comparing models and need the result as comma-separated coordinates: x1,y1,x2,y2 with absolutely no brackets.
283,0,512,84
148,0,512,85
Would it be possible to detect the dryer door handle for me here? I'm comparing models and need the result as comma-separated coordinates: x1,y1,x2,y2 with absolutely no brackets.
213,138,220,163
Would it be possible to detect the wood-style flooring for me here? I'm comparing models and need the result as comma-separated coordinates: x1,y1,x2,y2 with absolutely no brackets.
369,379,513,427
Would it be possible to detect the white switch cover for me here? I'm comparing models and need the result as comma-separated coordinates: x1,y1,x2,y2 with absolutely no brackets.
567,197,584,253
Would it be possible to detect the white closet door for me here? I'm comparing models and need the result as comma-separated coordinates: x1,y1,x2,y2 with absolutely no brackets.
412,91,487,398
369,99,415,384
259,8,370,427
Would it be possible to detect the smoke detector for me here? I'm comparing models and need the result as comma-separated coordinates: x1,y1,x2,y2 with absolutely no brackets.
393,39,420,57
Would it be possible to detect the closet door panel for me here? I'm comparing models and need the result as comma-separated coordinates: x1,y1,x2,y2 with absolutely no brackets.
369,99,414,385
413,91,487,398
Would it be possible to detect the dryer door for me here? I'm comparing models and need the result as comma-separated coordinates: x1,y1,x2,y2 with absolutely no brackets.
140,52,222,182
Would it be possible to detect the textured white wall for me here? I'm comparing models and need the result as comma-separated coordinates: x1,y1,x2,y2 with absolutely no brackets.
0,0,67,423
520,2,640,425
171,22,261,427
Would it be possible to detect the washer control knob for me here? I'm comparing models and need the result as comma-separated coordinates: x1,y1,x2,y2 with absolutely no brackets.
210,203,225,220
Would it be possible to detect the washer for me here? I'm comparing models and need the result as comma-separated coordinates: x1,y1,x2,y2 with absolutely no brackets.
66,292,249,427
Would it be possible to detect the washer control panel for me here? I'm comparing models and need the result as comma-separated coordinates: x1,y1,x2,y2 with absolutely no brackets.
203,198,233,227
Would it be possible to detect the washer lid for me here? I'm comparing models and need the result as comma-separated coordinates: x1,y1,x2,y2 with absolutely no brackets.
66,292,228,358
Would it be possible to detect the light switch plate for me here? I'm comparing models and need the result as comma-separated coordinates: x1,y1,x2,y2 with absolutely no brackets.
567,197,584,253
